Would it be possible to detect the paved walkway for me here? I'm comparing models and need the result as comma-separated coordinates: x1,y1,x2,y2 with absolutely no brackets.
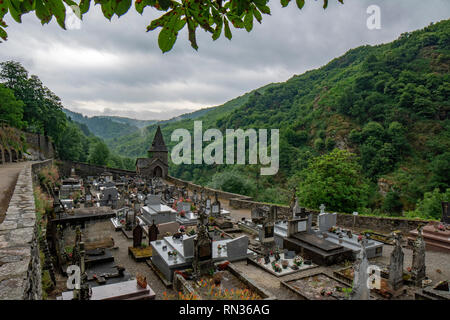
0,162,29,223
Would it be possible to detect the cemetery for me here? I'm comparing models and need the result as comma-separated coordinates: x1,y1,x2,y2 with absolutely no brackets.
2,127,448,302
41,147,450,301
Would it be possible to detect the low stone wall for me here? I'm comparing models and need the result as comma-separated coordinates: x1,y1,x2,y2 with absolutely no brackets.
166,175,252,201
58,160,137,179
0,164,42,300
229,197,430,234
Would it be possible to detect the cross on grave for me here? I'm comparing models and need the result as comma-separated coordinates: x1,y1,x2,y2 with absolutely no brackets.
319,204,326,214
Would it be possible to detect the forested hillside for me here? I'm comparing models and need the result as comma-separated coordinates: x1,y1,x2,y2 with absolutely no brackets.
0,61,136,171
112,20,450,219
63,108,156,140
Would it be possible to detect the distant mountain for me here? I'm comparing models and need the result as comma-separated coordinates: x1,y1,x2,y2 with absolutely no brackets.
108,20,450,213
106,83,277,157
62,108,156,140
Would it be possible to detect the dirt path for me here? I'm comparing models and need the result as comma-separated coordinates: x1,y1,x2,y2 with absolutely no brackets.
0,162,29,223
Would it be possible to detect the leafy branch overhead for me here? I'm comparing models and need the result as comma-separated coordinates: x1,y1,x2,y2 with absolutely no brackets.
0,0,343,52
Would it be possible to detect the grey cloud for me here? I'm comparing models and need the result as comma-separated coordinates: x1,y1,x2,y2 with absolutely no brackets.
0,0,449,120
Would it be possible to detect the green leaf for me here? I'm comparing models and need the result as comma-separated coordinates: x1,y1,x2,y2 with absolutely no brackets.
115,0,131,17
21,0,35,12
79,0,90,14
158,0,170,11
48,0,67,29
63,0,77,7
187,18,198,50
296,0,304,9
35,0,51,24
280,0,290,8
254,2,270,15
243,9,253,32
223,17,231,40
100,0,114,20
253,6,262,23
8,0,22,23
158,27,177,53
212,19,222,40
0,0,9,19
323,0,328,9
0,25,7,42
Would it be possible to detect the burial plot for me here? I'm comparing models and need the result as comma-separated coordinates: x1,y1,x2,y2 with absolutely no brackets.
59,279,155,300
174,261,274,300
141,194,177,225
248,251,318,277
281,272,351,300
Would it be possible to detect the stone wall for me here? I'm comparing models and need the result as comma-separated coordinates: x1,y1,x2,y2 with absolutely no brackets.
229,197,430,234
166,175,252,201
0,164,42,300
58,160,137,179
24,132,55,160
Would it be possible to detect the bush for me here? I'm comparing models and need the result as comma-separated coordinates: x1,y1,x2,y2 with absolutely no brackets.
413,188,450,220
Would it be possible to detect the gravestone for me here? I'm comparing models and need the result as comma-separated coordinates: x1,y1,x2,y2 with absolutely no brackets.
318,212,337,232
211,192,221,217
183,235,195,258
442,202,449,225
351,238,370,300
177,201,191,213
412,225,426,286
148,221,159,244
146,194,161,206
388,232,404,292
226,236,249,260
284,251,296,259
133,224,143,248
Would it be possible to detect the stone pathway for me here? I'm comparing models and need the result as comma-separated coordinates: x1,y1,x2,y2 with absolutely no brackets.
0,162,29,223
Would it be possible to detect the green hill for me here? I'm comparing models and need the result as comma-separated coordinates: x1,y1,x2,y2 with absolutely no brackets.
62,108,156,140
111,20,450,217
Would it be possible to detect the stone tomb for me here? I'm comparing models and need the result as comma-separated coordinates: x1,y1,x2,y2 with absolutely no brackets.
150,235,254,283
59,279,155,300
140,194,177,225
176,202,198,226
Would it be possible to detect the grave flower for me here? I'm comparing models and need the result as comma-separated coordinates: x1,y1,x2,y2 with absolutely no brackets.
294,256,303,266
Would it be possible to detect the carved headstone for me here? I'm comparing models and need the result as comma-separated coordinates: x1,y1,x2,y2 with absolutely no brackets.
148,221,159,244
411,225,426,286
351,238,370,300
442,202,449,225
388,232,404,292
133,224,143,248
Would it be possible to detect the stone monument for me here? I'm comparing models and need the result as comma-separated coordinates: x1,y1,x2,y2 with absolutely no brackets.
350,238,370,300
411,224,426,286
388,232,404,294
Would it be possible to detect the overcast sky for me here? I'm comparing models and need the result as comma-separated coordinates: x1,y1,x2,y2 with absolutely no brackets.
0,0,449,120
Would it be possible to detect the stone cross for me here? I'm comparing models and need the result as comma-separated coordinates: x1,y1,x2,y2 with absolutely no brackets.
319,204,326,214
411,225,426,286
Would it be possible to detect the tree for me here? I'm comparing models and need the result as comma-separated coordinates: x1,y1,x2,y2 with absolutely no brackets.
297,149,369,213
88,141,110,166
413,188,450,220
0,84,24,128
0,0,343,52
